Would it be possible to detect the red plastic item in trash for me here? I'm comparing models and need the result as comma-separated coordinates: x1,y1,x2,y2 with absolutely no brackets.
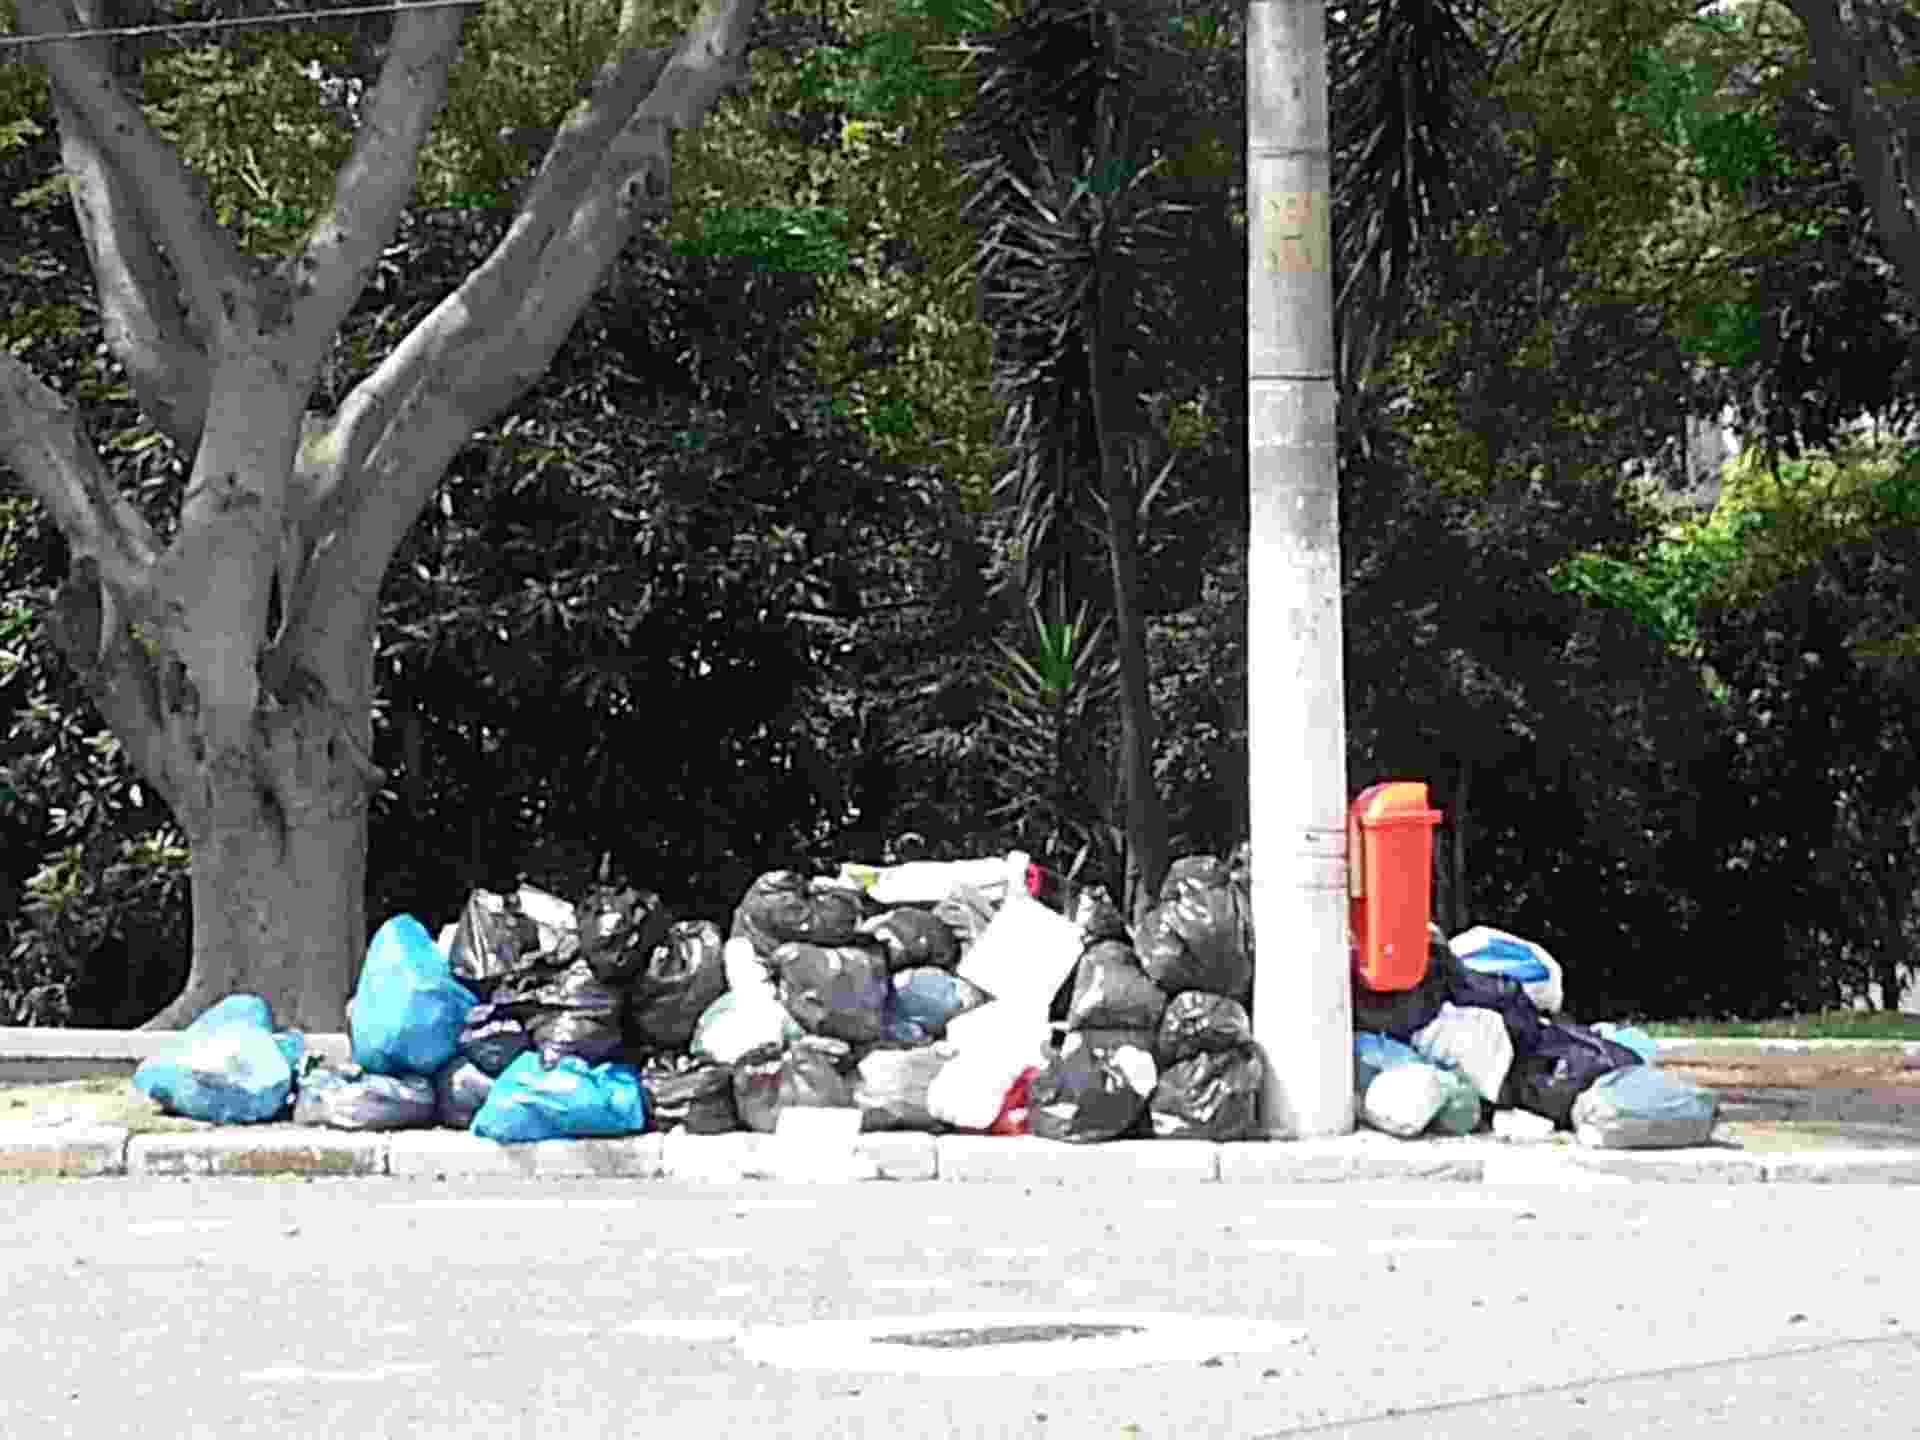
1025,864,1057,902
988,1065,1041,1135
1348,780,1442,993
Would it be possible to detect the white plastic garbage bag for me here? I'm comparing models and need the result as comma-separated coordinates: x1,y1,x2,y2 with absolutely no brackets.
1361,1063,1448,1138
954,859,1082,1010
1449,925,1565,1014
837,854,1023,908
1572,1066,1718,1149
1412,1002,1515,1104
926,1046,1036,1131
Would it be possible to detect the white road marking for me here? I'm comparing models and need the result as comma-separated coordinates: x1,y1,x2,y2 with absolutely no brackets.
240,1363,435,1384
126,1219,232,1237
615,1318,740,1343
1246,1238,1338,1259
981,1246,1050,1259
384,1199,636,1212
688,1247,750,1261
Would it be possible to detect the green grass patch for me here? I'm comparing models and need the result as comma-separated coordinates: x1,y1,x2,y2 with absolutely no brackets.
1644,1011,1920,1040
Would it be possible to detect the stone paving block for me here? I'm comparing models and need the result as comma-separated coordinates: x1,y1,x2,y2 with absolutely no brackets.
1566,1145,1764,1183
0,1123,128,1177
127,1126,388,1177
937,1136,1218,1184
388,1130,663,1179
853,1131,937,1181
1761,1150,1920,1185
661,1130,777,1183
1218,1134,1485,1184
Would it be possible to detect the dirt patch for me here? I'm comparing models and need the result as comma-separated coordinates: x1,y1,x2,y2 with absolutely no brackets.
1665,1059,1920,1150
0,1077,212,1135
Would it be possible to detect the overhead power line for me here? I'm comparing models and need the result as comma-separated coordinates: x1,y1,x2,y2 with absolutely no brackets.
0,0,487,52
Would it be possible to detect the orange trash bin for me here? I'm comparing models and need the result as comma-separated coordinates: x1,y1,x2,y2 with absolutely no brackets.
1348,781,1443,992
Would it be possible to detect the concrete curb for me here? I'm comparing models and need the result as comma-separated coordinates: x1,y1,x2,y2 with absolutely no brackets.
10,1127,1916,1185
0,1123,130,1176
128,1127,386,1178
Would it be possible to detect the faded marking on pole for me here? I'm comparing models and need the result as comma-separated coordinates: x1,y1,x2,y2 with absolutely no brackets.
1261,191,1329,273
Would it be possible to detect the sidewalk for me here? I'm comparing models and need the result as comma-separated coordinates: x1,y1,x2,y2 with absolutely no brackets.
4,1029,1918,1186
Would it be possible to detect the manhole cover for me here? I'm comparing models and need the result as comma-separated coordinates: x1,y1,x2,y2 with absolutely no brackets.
737,1311,1304,1377
874,1322,1146,1350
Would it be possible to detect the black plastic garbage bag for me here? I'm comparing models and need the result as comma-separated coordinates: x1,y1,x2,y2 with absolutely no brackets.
495,957,625,1067
627,920,729,1054
448,889,571,995
731,871,866,958
774,940,892,1047
852,1044,951,1132
434,1057,494,1129
732,1038,854,1133
1071,887,1132,945
1149,1046,1264,1141
641,1060,738,1135
1501,1020,1643,1128
458,1003,532,1076
860,907,959,972
1066,941,1168,1032
1137,856,1253,998
890,967,992,1039
932,884,997,958
1157,991,1253,1064
573,885,674,986
1028,1038,1157,1144
292,1065,437,1131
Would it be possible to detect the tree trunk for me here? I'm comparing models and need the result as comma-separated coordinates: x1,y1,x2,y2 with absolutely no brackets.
1246,0,1351,1138
1449,760,1471,934
144,688,379,1033
1084,278,1168,923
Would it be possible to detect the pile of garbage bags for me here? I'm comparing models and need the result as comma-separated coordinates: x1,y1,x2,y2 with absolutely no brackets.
134,849,1712,1152
1350,925,1716,1149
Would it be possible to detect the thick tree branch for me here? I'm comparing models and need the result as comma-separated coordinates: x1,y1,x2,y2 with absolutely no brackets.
283,0,467,362
18,0,251,346
1788,0,1920,311
445,0,762,417
50,0,208,450
296,0,757,633
0,354,158,600
311,0,683,515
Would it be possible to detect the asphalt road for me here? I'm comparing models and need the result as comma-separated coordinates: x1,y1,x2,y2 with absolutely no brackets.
3,1173,1916,1439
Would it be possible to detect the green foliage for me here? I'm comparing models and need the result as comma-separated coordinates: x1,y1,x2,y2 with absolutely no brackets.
983,599,1118,868
673,204,851,274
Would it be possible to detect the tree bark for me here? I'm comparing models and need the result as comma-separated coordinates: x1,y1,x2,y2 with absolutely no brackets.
1786,0,1920,313
151,697,377,1031
1246,0,1351,1138
4,0,761,1030
1084,299,1169,925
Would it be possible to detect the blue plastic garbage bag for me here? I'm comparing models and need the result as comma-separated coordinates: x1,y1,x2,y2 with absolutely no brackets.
1353,1031,1425,1092
1592,1023,1659,1063
1571,1064,1715,1149
1451,930,1551,984
133,996,292,1124
351,915,480,1077
272,1030,306,1073
470,1051,649,1143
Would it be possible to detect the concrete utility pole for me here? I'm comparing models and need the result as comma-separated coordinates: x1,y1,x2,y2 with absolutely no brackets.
1246,0,1353,1137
